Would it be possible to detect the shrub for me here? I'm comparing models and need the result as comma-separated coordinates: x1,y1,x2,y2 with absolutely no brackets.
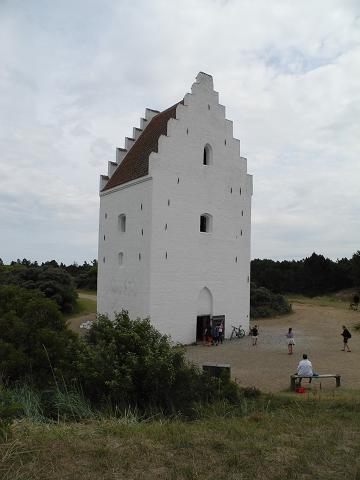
78,311,240,414
250,283,291,318
0,285,84,388
0,390,22,441
0,265,77,313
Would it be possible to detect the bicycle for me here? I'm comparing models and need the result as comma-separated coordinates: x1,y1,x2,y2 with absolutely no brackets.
229,324,246,340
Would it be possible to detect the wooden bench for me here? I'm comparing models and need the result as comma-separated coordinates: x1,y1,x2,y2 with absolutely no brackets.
290,374,341,391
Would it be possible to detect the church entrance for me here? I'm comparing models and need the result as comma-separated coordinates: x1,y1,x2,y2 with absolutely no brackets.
196,287,213,342
196,315,210,342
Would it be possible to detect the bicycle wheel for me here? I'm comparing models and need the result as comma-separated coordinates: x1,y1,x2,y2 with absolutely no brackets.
237,329,246,338
230,330,235,340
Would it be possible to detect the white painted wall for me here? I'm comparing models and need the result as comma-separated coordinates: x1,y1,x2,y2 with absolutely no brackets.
97,177,152,321
98,72,252,344
148,73,252,344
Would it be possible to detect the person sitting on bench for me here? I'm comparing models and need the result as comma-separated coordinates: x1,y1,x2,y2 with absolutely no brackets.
296,354,313,385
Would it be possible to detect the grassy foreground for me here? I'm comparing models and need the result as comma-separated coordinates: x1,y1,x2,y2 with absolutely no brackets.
1,393,360,480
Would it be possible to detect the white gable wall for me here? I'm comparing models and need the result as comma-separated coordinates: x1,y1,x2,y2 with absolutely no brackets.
148,74,252,344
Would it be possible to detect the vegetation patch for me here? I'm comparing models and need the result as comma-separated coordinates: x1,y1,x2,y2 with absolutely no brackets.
250,283,291,318
1,394,360,479
286,293,349,309
65,296,97,319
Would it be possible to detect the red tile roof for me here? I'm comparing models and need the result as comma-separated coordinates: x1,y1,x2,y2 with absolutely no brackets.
102,102,181,191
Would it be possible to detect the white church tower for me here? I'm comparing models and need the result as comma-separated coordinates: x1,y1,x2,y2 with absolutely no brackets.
97,72,253,344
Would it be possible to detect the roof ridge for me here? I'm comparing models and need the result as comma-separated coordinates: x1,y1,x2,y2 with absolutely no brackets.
102,101,182,192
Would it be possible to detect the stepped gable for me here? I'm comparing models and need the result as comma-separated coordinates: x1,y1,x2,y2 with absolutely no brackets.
103,102,181,191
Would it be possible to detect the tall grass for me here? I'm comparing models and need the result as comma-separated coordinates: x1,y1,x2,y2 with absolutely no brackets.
8,385,44,422
6,383,95,423
1,393,360,480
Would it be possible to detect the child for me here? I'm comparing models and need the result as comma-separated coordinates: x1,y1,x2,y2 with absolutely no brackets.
286,327,295,354
251,325,259,346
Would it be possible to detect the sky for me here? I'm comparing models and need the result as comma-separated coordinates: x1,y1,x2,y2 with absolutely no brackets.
1,0,359,264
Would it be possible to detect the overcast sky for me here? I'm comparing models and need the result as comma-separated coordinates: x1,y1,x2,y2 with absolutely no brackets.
1,0,359,264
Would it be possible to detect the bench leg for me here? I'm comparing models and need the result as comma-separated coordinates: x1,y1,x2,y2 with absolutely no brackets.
336,376,341,388
290,377,296,391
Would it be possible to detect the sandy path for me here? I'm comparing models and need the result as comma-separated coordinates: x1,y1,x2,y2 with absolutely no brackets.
67,292,97,335
186,303,360,392
77,292,97,300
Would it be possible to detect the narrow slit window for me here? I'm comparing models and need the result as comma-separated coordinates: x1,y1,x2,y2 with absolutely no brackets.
118,214,126,232
118,252,124,265
203,144,213,166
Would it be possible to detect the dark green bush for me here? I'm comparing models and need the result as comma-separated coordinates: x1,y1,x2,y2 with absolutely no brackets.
0,264,77,313
0,390,22,441
77,311,240,414
250,283,291,318
0,286,243,417
0,285,83,388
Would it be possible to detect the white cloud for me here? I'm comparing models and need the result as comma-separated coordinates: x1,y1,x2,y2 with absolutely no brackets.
0,0,359,263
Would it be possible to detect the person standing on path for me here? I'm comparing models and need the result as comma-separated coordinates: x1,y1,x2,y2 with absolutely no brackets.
251,325,259,346
286,327,295,354
341,326,352,352
212,323,220,346
218,321,224,344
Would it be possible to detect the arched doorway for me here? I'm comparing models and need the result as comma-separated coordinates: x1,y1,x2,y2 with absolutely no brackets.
196,287,213,341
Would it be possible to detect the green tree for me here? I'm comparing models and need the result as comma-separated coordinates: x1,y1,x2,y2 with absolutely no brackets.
0,285,82,387
350,251,360,287
0,265,77,313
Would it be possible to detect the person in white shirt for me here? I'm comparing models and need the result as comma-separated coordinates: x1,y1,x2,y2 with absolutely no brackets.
296,354,313,385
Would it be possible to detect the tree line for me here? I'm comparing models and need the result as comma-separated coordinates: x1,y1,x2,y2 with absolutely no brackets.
251,251,360,296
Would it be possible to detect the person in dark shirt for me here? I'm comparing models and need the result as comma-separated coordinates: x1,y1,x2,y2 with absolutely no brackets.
251,325,259,346
341,326,352,352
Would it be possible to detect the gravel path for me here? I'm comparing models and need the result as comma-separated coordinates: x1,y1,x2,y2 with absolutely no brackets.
186,303,360,392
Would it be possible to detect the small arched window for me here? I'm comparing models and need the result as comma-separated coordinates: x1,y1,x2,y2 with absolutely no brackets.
118,252,124,265
200,213,213,233
118,214,126,232
203,144,213,166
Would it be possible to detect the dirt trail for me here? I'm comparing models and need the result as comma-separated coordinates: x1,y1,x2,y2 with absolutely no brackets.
78,292,97,300
67,292,97,335
186,303,360,392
